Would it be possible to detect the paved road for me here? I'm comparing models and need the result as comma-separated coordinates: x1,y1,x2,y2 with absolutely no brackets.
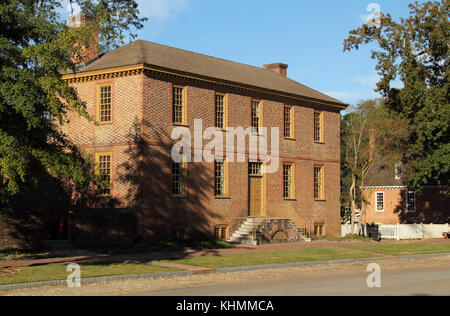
140,266,450,296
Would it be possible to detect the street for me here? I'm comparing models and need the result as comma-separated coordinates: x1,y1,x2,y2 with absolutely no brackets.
141,265,450,296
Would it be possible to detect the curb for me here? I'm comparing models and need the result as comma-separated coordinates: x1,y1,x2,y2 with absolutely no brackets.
216,257,385,273
0,271,191,292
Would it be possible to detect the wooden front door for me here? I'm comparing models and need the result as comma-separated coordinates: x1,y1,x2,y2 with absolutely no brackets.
249,162,265,217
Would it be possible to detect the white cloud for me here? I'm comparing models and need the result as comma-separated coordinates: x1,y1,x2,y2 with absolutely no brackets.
137,0,189,21
352,74,380,86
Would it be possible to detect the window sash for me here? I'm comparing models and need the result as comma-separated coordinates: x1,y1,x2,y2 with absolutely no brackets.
283,164,293,198
376,192,385,212
215,160,226,196
99,86,112,123
172,87,184,124
172,161,185,195
215,94,225,129
284,107,292,138
251,101,261,133
249,162,263,176
314,167,323,200
406,192,416,213
314,112,322,142
97,154,112,195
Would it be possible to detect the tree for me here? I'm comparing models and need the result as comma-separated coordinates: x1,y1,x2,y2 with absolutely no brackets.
341,100,407,233
0,0,146,203
343,0,449,191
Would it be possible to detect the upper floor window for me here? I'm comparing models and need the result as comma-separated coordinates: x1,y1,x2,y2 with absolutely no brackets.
314,166,324,200
214,159,227,197
251,100,261,134
172,86,186,125
96,153,112,196
406,191,416,213
395,163,403,180
314,111,323,143
98,85,112,123
283,164,294,199
215,94,227,129
284,106,293,139
376,192,385,212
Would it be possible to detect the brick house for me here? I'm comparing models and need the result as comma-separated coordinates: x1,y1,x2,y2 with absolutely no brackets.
360,163,449,225
60,30,347,244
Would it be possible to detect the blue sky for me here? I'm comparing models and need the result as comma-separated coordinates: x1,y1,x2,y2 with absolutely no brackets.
67,0,424,106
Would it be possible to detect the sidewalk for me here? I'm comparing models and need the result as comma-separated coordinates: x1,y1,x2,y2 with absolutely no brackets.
1,238,448,269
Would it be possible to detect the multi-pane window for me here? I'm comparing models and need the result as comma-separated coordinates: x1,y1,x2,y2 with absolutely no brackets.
249,162,263,176
172,227,186,240
215,94,226,129
99,86,112,123
284,106,293,138
376,192,385,212
214,225,229,241
172,86,185,124
251,100,261,133
314,111,323,142
172,161,185,196
406,191,416,213
314,166,324,200
314,223,325,237
283,164,294,199
215,160,226,196
97,153,112,195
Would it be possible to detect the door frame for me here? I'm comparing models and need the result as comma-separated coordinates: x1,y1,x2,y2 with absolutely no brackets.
248,162,266,217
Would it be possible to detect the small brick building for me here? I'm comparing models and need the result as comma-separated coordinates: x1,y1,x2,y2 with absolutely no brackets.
361,163,449,225
60,36,347,244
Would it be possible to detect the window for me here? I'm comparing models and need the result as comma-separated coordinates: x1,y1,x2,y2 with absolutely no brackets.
376,192,385,212
249,162,263,176
284,106,293,138
214,225,229,241
215,94,226,129
314,111,323,142
314,223,325,237
214,160,227,196
98,85,112,123
406,191,416,213
172,161,186,196
96,153,112,195
283,164,294,199
314,166,324,200
395,163,403,180
172,227,186,241
172,86,185,124
251,100,261,134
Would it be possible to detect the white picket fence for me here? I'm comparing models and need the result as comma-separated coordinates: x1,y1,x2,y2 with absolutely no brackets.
342,223,449,240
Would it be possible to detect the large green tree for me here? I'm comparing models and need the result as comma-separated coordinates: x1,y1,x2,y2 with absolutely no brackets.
344,0,449,190
0,0,146,203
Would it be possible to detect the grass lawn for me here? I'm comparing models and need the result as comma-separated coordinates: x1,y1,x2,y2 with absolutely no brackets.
162,247,378,269
0,264,180,286
343,243,450,256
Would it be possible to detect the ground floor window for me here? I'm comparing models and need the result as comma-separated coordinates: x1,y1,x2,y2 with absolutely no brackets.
376,192,385,212
172,227,186,241
406,191,416,213
314,223,325,237
96,152,112,196
214,225,229,241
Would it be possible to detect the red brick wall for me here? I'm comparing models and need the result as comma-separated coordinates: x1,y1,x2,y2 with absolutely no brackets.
62,71,343,241
361,187,449,224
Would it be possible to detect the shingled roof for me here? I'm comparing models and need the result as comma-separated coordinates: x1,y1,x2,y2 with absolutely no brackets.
68,40,347,108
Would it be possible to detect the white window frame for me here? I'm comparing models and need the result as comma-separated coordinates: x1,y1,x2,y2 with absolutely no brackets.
406,191,416,213
375,192,385,213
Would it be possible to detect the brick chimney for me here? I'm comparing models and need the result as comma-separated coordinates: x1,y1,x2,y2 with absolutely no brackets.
67,13,99,65
264,63,288,77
